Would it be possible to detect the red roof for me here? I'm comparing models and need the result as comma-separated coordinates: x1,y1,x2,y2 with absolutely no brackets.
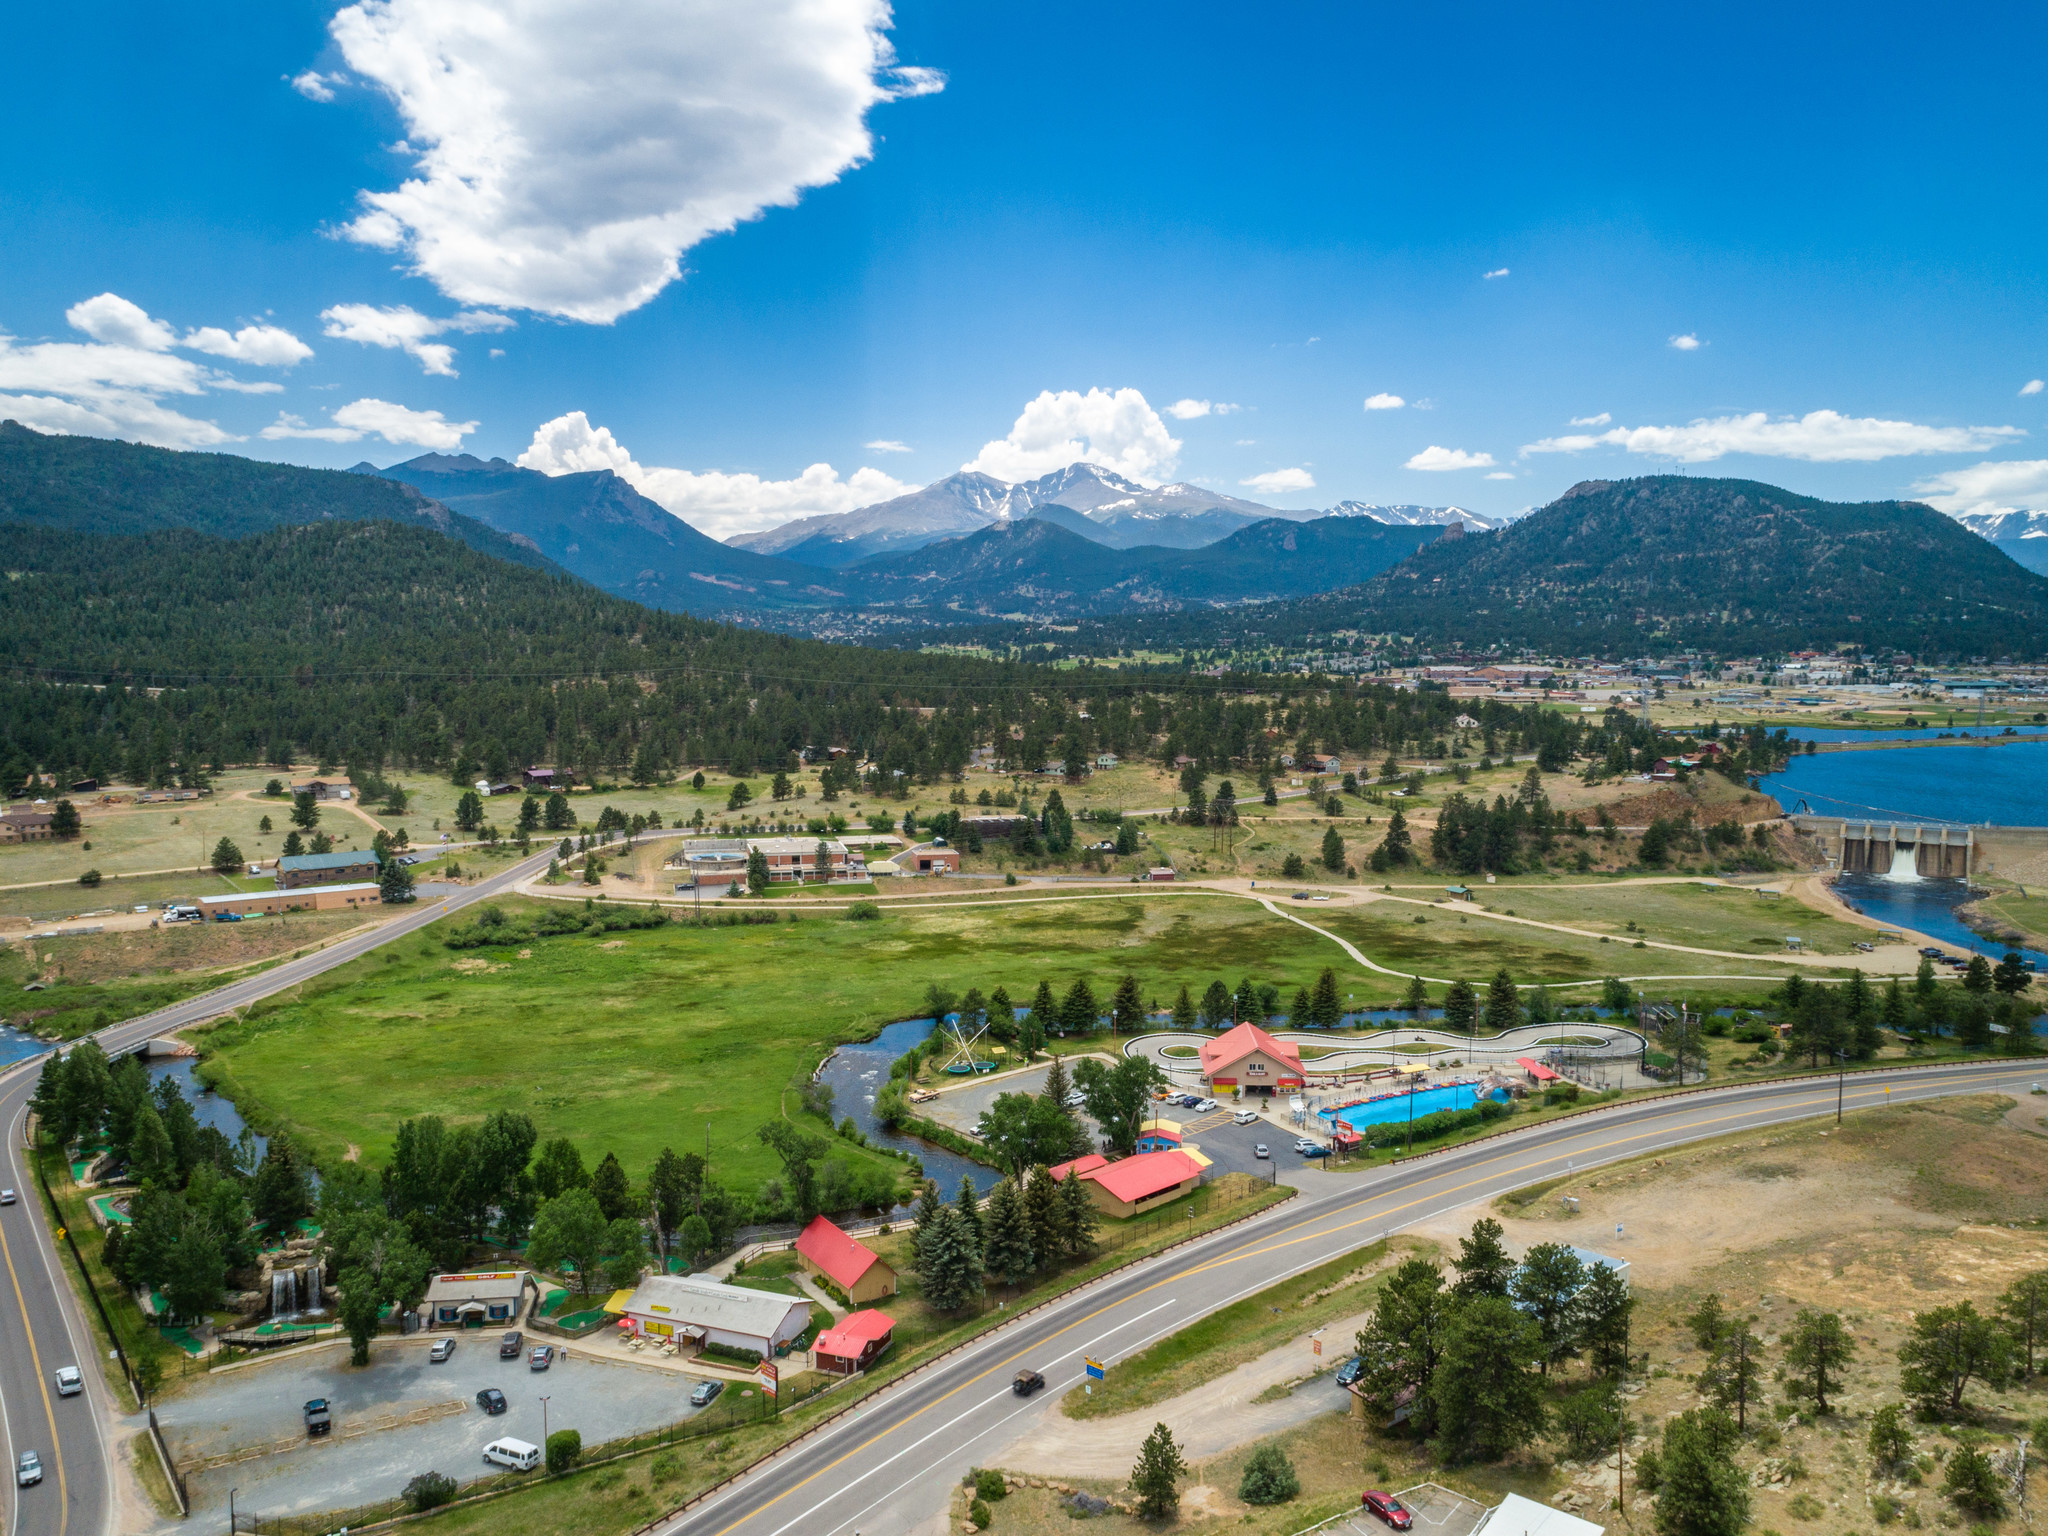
1198,1021,1303,1078
1047,1153,1109,1183
794,1215,883,1291
814,1308,895,1359
1053,1148,1206,1205
1515,1056,1560,1083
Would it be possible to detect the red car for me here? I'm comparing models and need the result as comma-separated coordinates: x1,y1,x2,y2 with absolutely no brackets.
1362,1491,1412,1530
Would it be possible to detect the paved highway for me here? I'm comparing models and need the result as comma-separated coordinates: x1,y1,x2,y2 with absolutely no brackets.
657,1058,2044,1536
0,846,554,1536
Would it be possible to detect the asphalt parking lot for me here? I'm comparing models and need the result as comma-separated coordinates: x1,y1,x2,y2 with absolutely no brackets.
920,1063,1104,1144
154,1335,715,1529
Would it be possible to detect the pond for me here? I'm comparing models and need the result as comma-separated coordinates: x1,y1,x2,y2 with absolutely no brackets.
1758,739,2048,827
146,1054,268,1163
815,1018,1002,1213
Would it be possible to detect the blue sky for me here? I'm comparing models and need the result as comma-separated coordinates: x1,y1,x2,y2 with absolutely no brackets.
3,1,2045,537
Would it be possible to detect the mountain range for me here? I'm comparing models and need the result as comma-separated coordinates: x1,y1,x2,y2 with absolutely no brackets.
1952,509,2048,576
1324,501,1504,531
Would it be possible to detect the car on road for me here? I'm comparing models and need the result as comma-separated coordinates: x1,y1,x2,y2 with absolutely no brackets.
690,1379,724,1408
1254,1143,1270,1159
498,1330,524,1358
1232,1109,1260,1125
0,1188,15,1204
430,1338,457,1362
16,1450,41,1487
528,1346,554,1371
476,1388,508,1415
54,1366,82,1396
1361,1491,1412,1529
1293,1138,1314,1153
1012,1369,1045,1396
1292,891,1313,901
1300,1143,1330,1158
1335,1355,1364,1388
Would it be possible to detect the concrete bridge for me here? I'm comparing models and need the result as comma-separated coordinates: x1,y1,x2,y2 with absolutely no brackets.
1791,815,2048,884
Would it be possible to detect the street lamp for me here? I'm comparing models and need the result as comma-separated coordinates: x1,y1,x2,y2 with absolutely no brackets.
539,1394,551,1452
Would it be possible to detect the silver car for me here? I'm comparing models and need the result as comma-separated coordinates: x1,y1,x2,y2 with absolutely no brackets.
430,1338,457,1363
16,1450,41,1487
54,1366,82,1396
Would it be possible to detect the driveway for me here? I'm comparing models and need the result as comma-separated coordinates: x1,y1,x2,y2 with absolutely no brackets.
153,1335,715,1529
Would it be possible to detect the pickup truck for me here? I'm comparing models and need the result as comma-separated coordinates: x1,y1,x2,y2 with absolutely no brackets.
303,1398,332,1436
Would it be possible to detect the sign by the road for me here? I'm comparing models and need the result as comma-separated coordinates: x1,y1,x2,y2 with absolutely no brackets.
1083,1357,1105,1380
758,1360,779,1397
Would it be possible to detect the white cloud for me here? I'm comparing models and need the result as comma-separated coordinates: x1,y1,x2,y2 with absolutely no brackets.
1521,410,2023,464
183,324,314,367
1240,467,1315,494
0,293,309,449
1164,398,1242,420
319,303,512,377
1910,459,2048,518
66,293,176,351
1569,412,1611,427
518,410,916,539
2023,379,2045,396
324,0,942,324
1363,393,1405,411
963,387,1181,484
864,439,911,452
1484,471,1515,480
289,70,344,102
1668,333,1703,351
1483,268,1509,280
1406,446,1497,472
260,397,477,451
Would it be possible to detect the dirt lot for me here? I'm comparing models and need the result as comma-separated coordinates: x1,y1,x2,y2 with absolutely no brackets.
19,908,377,983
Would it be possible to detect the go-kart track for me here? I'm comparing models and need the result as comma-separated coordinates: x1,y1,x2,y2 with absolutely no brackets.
1123,1020,1650,1083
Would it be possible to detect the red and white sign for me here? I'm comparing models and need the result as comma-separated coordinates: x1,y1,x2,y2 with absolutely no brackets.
757,1360,779,1397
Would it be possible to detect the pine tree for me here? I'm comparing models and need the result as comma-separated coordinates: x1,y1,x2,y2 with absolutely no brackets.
1199,979,1232,1028
1171,983,1198,1033
1321,824,1346,871
954,1175,984,1259
1915,954,1938,999
1059,977,1098,1035
988,985,1015,1041
1023,1165,1062,1270
1232,977,1259,1023
1311,967,1342,1028
981,1177,1035,1286
1403,974,1429,1015
1382,806,1413,865
1041,1055,1073,1115
1110,974,1145,1034
128,1101,175,1184
1129,1423,1187,1520
1883,977,1909,1032
1656,1407,1750,1536
1698,1314,1765,1430
1429,1294,1548,1462
1452,1216,1515,1299
1028,978,1058,1039
911,1180,944,1269
1289,987,1313,1028
1442,979,1478,1035
1484,969,1522,1033
1783,1308,1855,1412
1057,1165,1098,1257
918,1204,985,1312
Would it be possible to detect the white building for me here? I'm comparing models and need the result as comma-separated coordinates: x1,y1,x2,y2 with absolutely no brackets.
617,1274,810,1357
421,1270,534,1330
1472,1493,1604,1536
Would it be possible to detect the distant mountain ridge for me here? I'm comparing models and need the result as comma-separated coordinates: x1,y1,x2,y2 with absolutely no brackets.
373,453,839,612
1324,500,1505,531
1952,508,2048,577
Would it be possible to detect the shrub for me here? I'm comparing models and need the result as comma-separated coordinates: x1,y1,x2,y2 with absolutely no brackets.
650,1452,684,1483
973,1468,1007,1501
405,1471,458,1511
1238,1444,1300,1505
967,1498,992,1528
701,1341,764,1367
545,1428,582,1474
1280,852,1306,879
78,868,102,887
1633,1447,1662,1492
846,901,881,921
1786,1493,1824,1520
1873,1495,1901,1525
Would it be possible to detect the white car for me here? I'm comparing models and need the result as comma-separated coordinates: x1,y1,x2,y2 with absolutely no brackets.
1064,1091,1086,1108
54,1366,82,1396
1195,1098,1219,1112
1254,1144,1271,1159
1232,1110,1260,1125
16,1450,41,1487
429,1338,457,1362
0,1188,15,1205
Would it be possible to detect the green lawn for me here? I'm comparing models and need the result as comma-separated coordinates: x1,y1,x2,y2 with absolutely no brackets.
189,894,1375,1188
1976,890,2048,949
1454,880,1877,955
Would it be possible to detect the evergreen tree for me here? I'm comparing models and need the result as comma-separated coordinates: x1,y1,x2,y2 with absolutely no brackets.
1042,789,1074,854
1441,979,1478,1036
1994,951,2032,995
589,1152,633,1221
1109,974,1145,1034
1353,1256,1452,1436
1452,1217,1515,1299
251,1131,314,1239
1321,824,1346,871
1429,1294,1548,1462
1129,1423,1187,1520
1028,978,1058,1041
1578,1260,1635,1378
1023,1164,1062,1271
1783,1308,1856,1413
1057,1164,1098,1257
1311,967,1343,1028
1867,1403,1914,1472
1237,1444,1300,1505
954,1175,984,1259
210,836,245,874
1289,987,1313,1029
1381,806,1413,865
918,1203,984,1312
162,1222,227,1322
746,846,770,895
50,799,82,838
379,857,416,904
1962,954,1993,994
1171,983,1198,1033
1232,976,1259,1023
1483,969,1522,1033
1510,1242,1587,1374
1040,1054,1073,1118
1198,979,1232,1028
1655,1407,1750,1536
1942,1446,2004,1516
1898,1301,2012,1413
988,985,1016,1041
1882,977,1909,1033
911,1179,945,1268
281,829,304,858
1683,1292,1729,1351
1698,1314,1765,1430
1915,954,1938,1000
128,1101,175,1185
1403,974,1429,1015
1059,977,1098,1035
981,1177,1035,1286
1998,1269,2048,1376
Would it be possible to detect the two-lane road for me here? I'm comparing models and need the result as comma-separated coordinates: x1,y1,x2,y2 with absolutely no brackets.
0,846,555,1536
656,1059,2043,1536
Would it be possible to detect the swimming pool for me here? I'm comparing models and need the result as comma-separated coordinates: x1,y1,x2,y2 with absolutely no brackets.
1322,1083,1498,1131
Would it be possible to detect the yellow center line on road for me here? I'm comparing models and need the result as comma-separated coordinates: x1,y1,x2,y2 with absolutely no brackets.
696,1065,2023,1536
0,1139,68,1536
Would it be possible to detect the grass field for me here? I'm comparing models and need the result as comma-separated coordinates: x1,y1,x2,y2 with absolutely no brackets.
1454,880,1874,954
189,895,1385,1186
1,938,268,1042
1975,889,2048,949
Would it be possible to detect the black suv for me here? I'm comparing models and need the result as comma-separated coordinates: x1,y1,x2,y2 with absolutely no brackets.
498,1330,524,1359
476,1388,507,1415
1012,1369,1045,1396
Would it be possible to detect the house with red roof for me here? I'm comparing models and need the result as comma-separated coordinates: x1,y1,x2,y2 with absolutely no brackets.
812,1308,896,1373
1197,1021,1305,1094
793,1215,898,1304
1049,1147,1210,1219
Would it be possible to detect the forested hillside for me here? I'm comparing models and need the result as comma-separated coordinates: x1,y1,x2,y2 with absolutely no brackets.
0,421,560,574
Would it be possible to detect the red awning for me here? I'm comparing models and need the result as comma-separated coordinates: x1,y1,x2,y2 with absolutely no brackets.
1515,1057,1560,1083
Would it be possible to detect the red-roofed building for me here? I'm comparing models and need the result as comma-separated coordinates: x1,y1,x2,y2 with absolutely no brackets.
793,1216,898,1304
1050,1148,1209,1219
812,1308,896,1373
1198,1022,1305,1094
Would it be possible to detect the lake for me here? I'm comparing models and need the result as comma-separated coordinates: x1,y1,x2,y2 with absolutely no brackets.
1757,740,2048,828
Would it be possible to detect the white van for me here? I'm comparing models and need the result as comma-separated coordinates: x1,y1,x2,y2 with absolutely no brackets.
482,1438,541,1472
